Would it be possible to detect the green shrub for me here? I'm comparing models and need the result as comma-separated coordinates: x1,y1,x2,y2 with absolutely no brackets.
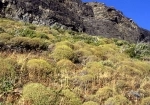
82,101,98,105
0,58,17,92
22,83,55,105
125,43,150,59
18,28,36,38
104,95,131,105
26,59,52,80
52,45,74,61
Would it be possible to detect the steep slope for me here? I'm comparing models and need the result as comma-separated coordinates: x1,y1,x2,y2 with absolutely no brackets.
0,18,150,105
0,0,150,42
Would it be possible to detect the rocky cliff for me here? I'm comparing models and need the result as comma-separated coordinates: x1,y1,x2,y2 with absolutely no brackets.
0,0,150,42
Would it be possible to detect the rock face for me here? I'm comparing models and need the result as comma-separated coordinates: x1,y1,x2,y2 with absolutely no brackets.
0,0,150,42
84,2,150,42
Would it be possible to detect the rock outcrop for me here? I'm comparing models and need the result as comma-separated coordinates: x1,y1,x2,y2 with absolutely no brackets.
0,0,150,42
84,2,150,42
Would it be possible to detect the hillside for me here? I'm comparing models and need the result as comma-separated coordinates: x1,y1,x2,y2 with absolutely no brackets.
0,0,150,42
0,18,150,105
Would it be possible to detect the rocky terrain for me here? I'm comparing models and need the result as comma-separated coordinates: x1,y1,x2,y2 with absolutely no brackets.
0,0,150,42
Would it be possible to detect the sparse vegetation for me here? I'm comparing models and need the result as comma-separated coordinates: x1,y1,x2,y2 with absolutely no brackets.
0,18,150,105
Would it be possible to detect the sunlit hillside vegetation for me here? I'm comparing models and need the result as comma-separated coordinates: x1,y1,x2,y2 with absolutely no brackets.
0,18,150,105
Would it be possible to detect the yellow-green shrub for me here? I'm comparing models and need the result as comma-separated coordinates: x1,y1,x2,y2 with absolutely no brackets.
61,89,82,105
74,48,93,64
84,62,103,76
26,59,52,80
56,41,74,49
75,48,93,57
120,65,142,76
0,58,16,79
0,58,17,93
134,61,150,76
99,38,114,45
0,33,13,42
74,41,88,49
57,59,76,73
96,86,114,102
21,83,55,105
0,27,5,33
52,45,74,60
141,97,150,105
140,81,150,97
83,55,100,64
104,95,131,105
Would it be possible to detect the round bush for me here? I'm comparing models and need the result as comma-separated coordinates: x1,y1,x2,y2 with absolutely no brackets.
22,83,54,105
26,59,52,80
57,59,76,72
52,45,74,60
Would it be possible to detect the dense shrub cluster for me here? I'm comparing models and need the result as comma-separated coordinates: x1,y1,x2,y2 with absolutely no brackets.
0,18,150,105
8,37,48,51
